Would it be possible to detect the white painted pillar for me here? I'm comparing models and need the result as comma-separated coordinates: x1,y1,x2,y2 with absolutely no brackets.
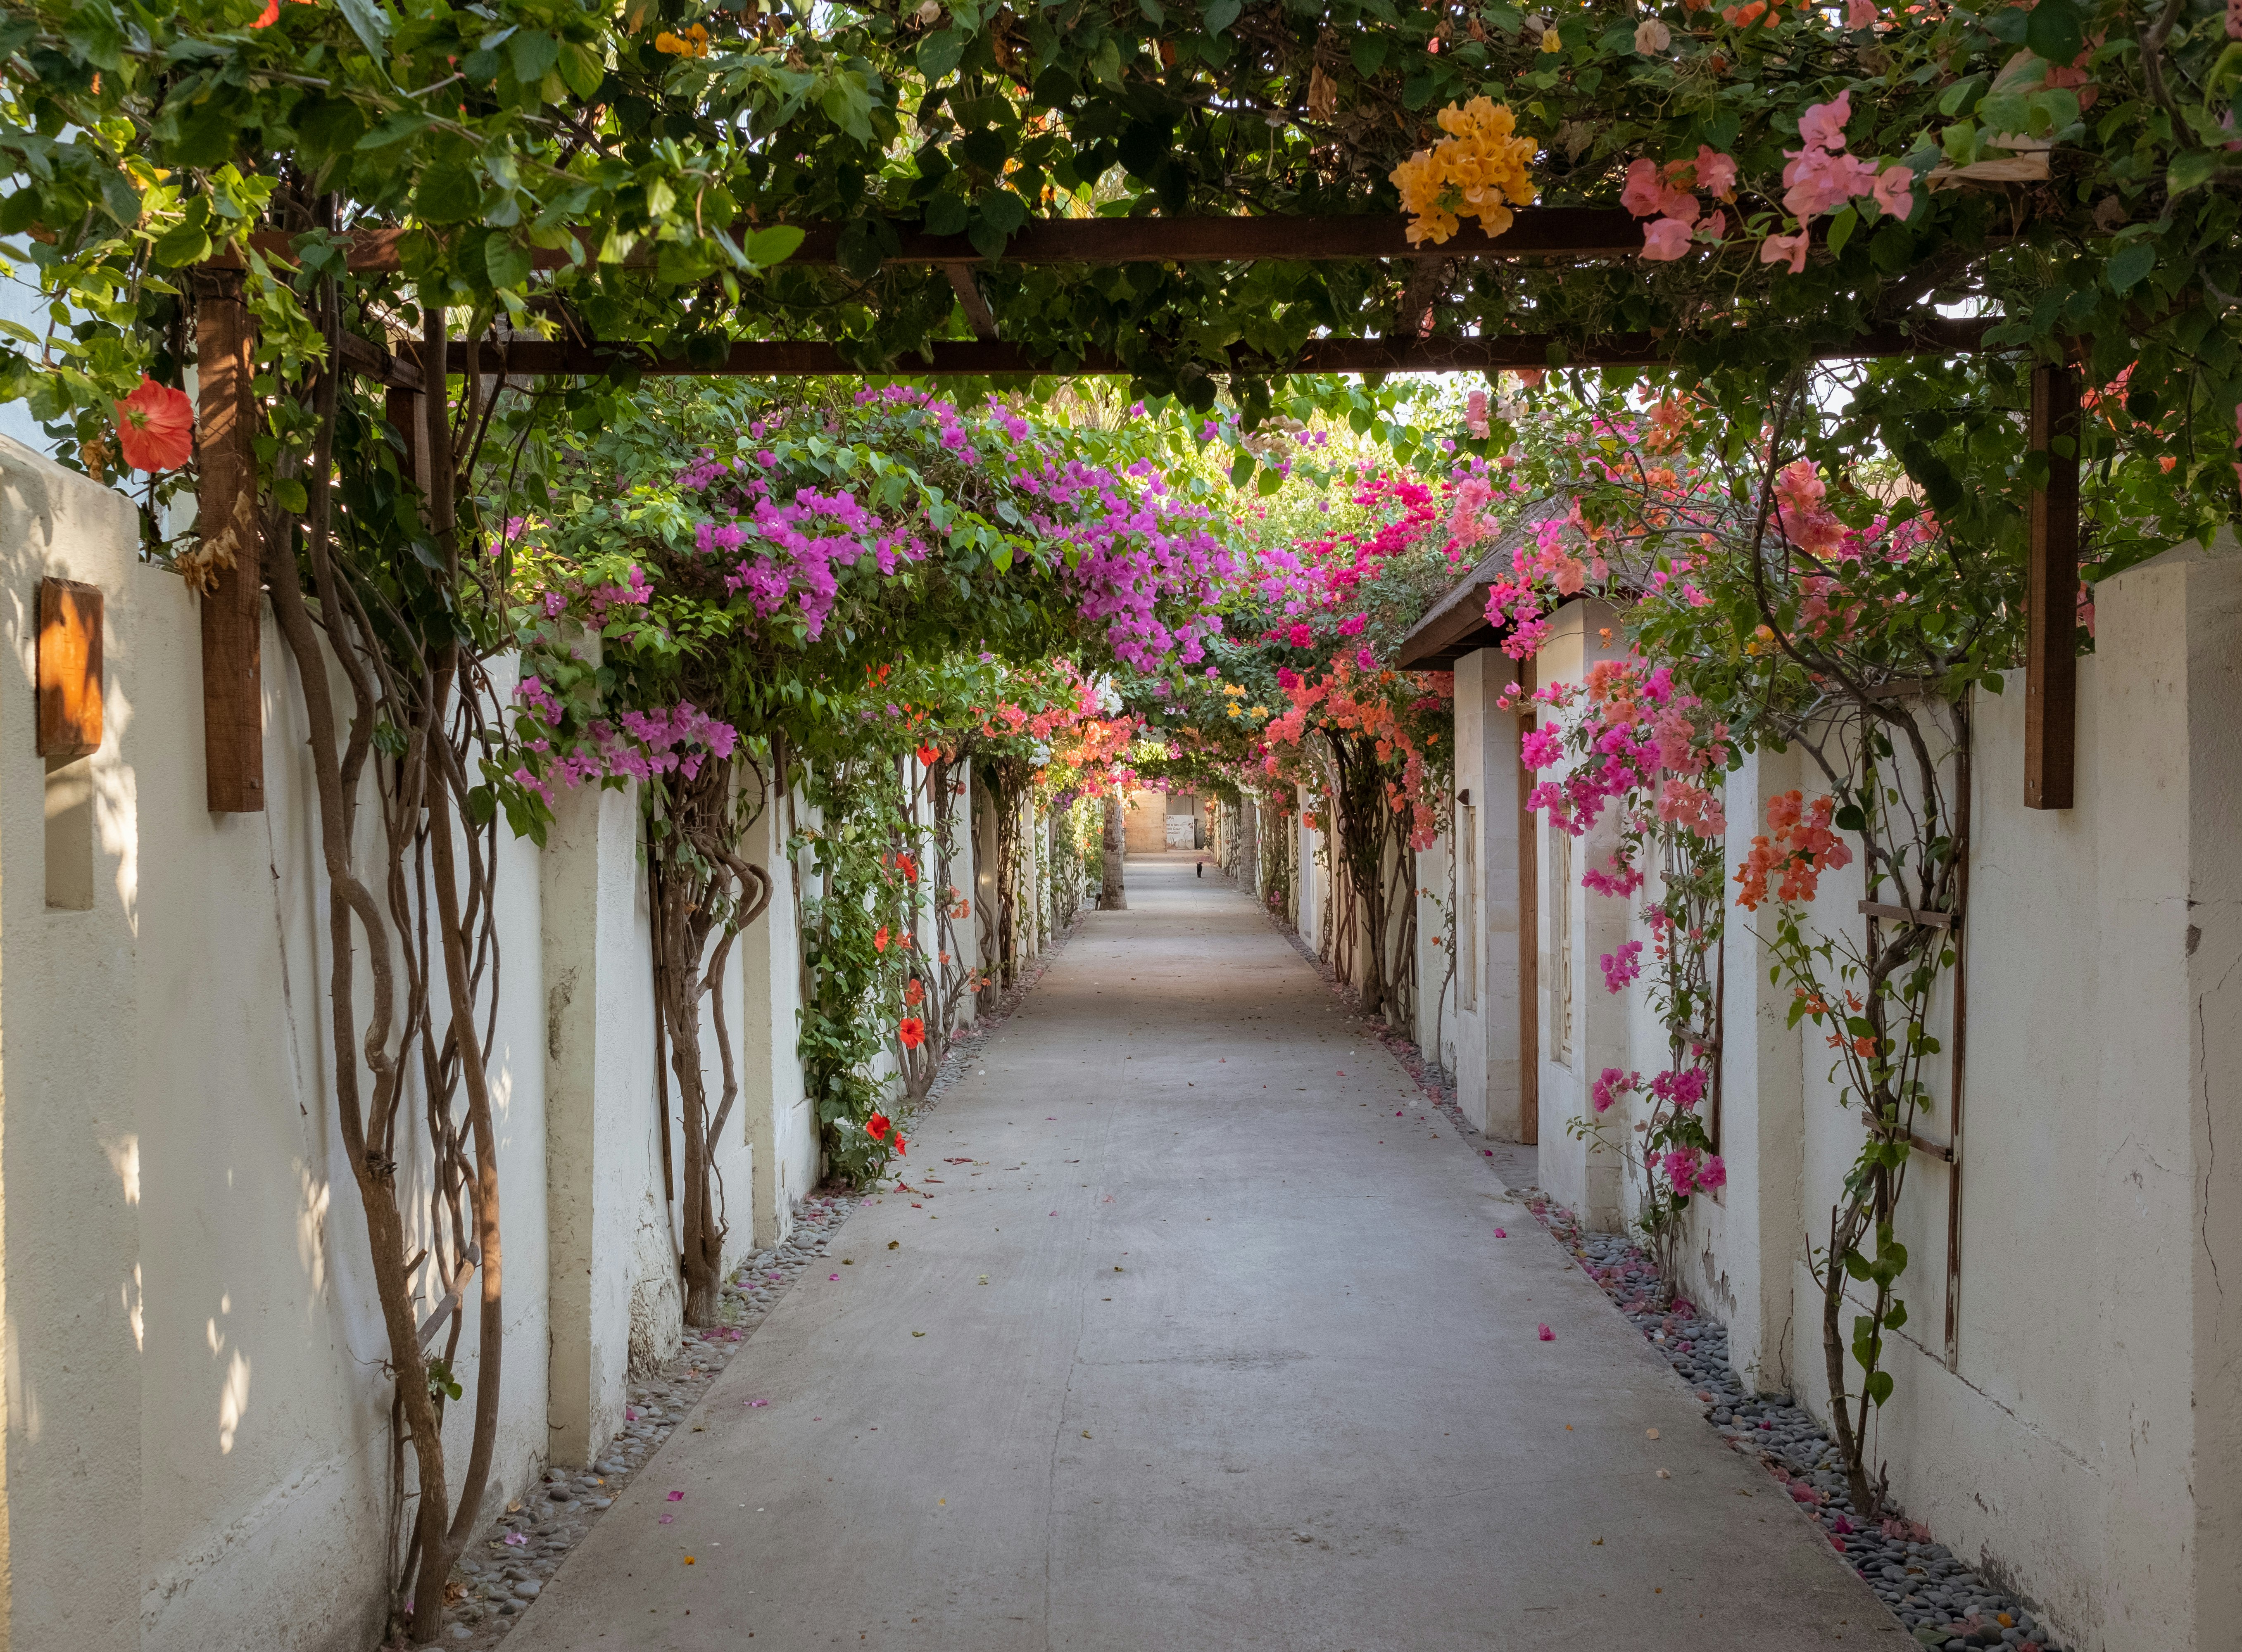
1453,647,1527,1138
737,782,809,1248
1296,782,1320,948
541,769,659,1460
1527,605,1628,1226
1681,741,1805,1396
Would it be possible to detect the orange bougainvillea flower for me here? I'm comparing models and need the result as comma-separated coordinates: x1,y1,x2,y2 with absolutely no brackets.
865,1113,892,1142
898,1017,926,1049
113,378,194,472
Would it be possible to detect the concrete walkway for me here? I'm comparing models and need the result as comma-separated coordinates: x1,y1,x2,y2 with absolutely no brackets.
509,853,1889,1651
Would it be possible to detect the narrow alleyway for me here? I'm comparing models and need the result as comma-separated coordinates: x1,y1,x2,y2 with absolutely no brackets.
509,854,1884,1651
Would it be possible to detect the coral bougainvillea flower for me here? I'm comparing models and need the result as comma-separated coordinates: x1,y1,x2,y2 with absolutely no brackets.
114,378,194,472
898,1017,926,1049
865,1113,892,1142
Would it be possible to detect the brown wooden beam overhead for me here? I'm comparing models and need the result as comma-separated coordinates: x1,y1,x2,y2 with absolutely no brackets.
193,273,266,814
2025,360,2079,810
373,317,1992,386
212,208,1650,274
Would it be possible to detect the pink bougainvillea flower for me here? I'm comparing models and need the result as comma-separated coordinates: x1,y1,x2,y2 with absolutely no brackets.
504,1532,528,1548
114,378,194,472
1642,217,1695,261
1760,232,1810,274
1845,0,1878,24
1286,622,1314,648
1494,1227,1507,1238
1633,16,1671,50
667,1490,685,1501
1696,147,1739,199
1797,91,1853,152
1871,164,1914,222
1621,157,1668,217
659,1513,675,1525
1537,1324,1554,1341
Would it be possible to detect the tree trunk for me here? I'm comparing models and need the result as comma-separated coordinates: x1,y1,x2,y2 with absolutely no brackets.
1100,795,1127,909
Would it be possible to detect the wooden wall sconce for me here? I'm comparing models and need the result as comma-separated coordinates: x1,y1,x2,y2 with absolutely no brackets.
36,577,102,759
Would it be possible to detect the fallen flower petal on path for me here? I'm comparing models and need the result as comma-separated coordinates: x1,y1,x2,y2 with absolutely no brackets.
1538,1325,1554,1341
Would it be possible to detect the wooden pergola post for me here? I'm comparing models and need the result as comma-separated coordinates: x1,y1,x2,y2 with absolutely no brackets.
2024,361,2079,811
194,273,265,813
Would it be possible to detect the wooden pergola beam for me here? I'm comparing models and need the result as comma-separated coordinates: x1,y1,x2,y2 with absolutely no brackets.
193,273,266,814
212,209,1647,274
371,317,1994,386
2025,360,2080,809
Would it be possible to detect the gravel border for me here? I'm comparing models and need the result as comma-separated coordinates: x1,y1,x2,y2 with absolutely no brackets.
1253,892,2067,1652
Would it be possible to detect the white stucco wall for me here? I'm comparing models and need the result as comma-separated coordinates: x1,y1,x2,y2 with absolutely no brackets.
0,435,829,1648
1536,538,2242,1652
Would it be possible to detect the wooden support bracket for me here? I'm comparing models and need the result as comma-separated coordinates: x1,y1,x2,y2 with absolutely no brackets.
2025,361,2079,810
193,274,265,814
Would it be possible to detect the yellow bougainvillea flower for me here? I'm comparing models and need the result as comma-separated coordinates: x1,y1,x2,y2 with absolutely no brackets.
655,22,711,57
1541,26,1562,50
1390,98,1538,245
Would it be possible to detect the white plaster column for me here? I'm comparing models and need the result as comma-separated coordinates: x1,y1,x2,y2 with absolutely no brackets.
1296,782,1320,947
1682,741,1805,1396
737,782,809,1248
1412,830,1454,1072
1528,604,1627,1227
541,771,653,1463
1453,646,1526,1137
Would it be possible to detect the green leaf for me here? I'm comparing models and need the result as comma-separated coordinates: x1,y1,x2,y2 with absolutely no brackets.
333,0,392,59
509,29,561,85
2105,241,2155,293
2168,149,2218,197
747,224,806,266
923,193,969,236
1229,451,1255,487
151,215,214,267
485,235,533,290
918,26,969,81
1201,0,1242,32
1863,1369,1895,1406
1350,34,1389,75
416,165,483,225
977,188,1026,235
2023,0,2083,68
1826,204,1859,258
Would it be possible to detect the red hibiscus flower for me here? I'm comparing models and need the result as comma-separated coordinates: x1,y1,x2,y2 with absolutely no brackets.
898,1017,926,1049
903,978,924,1006
113,378,194,472
873,924,889,953
893,1135,907,1157
916,743,941,766
865,1113,892,1143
